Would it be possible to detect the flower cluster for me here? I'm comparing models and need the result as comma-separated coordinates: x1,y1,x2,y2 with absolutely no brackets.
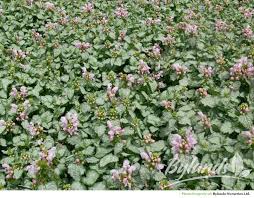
10,86,28,99
60,112,79,135
200,66,213,78
161,100,173,110
143,133,155,144
39,147,56,165
242,127,254,145
44,2,55,11
230,57,254,80
215,20,228,32
82,3,94,13
11,100,30,121
82,67,94,81
197,112,211,128
11,49,27,59
107,121,124,141
27,122,43,136
197,88,208,97
139,60,151,75
171,129,197,158
140,151,164,171
26,161,40,175
111,160,136,189
2,163,14,179
74,41,91,51
172,63,187,75
115,6,128,18
145,18,161,26
107,84,118,100
242,26,253,38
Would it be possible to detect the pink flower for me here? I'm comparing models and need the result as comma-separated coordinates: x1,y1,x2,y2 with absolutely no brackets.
115,6,128,18
243,26,253,38
20,86,28,97
242,127,254,145
201,66,213,78
239,7,254,19
172,63,187,75
140,151,152,161
197,88,208,97
230,57,254,80
82,67,94,80
161,100,172,110
184,9,196,20
152,44,161,58
44,2,55,11
40,147,56,164
145,18,161,26
140,151,165,171
111,169,120,181
171,128,197,158
215,20,227,32
74,41,91,51
0,120,5,127
127,74,135,86
107,84,118,100
11,104,18,113
11,49,26,59
10,86,28,98
179,23,198,34
27,122,42,136
59,16,69,25
10,87,18,97
243,9,254,18
45,22,58,30
2,163,13,179
107,121,124,141
139,60,151,75
162,35,175,45
72,17,81,25
32,30,42,41
111,160,135,189
153,71,163,80
197,111,211,128
82,3,94,13
47,147,56,163
12,99,31,121
60,112,79,135
26,161,40,175
140,151,164,171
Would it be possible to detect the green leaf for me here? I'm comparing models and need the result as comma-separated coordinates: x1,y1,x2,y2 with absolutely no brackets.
83,170,99,186
221,122,233,134
239,114,253,129
231,153,244,176
71,182,85,190
154,172,166,181
2,79,13,91
114,142,124,154
150,140,165,152
68,164,85,181
201,96,217,108
99,154,118,167
94,125,106,137
147,115,161,126
239,169,251,178
14,169,23,179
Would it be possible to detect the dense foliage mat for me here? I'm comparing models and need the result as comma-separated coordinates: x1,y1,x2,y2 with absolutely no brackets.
0,0,254,190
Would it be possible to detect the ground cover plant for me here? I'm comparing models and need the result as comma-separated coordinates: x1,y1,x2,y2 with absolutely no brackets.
0,0,254,190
